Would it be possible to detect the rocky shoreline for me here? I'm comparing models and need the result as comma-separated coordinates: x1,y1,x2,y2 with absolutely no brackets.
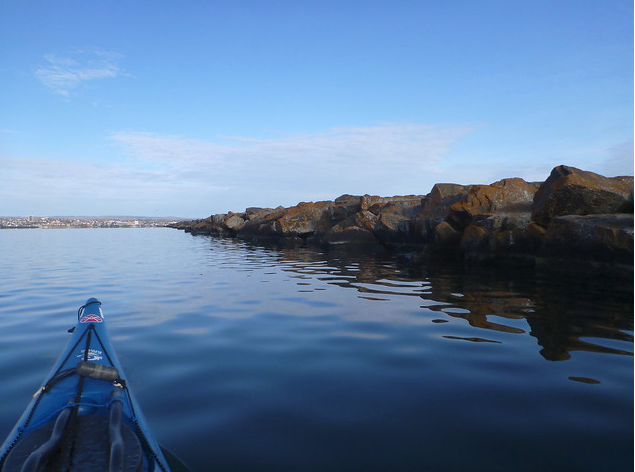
170,165,634,273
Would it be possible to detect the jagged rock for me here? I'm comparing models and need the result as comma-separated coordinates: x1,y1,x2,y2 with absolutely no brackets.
238,208,285,238
460,214,543,261
374,212,412,245
275,201,333,236
224,213,246,232
410,184,468,242
353,210,378,232
244,207,276,220
449,178,539,228
532,165,634,226
329,195,364,221
420,183,470,218
471,213,534,232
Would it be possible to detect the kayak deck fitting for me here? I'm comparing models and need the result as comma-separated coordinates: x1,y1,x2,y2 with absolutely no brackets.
0,298,178,472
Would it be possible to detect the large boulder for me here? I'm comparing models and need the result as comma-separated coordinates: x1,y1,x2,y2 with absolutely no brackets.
237,208,285,238
413,183,470,242
190,213,239,235
274,201,333,236
239,201,334,239
373,201,423,246
244,207,276,220
224,213,246,233
531,165,634,226
420,183,470,218
460,214,543,261
449,178,539,228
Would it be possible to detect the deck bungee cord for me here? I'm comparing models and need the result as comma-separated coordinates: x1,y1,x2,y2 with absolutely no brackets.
0,299,176,472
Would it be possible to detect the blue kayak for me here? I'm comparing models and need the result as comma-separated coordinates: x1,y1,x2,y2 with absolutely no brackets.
0,299,177,472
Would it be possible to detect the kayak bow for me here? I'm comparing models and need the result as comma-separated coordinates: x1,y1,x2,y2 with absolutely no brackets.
0,298,174,472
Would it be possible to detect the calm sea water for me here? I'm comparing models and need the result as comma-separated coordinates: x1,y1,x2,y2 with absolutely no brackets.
0,228,632,472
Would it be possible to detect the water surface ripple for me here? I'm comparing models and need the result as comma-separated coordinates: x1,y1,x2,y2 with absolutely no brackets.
0,229,632,472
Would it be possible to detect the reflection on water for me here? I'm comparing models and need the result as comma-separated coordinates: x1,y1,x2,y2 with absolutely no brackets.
0,229,632,472
208,237,633,363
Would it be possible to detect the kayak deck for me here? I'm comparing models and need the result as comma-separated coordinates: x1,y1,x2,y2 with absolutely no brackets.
0,299,174,472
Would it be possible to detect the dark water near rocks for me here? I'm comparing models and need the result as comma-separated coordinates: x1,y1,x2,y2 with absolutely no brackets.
0,228,632,472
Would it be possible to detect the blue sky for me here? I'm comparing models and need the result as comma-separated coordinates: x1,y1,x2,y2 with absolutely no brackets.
0,0,632,217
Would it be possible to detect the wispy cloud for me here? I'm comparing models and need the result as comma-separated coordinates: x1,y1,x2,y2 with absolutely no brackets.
2,123,477,215
4,122,629,217
35,49,125,95
111,123,473,179
110,123,474,209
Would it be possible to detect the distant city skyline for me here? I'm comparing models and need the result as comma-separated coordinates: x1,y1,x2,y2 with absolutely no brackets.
0,215,180,229
1,1,632,218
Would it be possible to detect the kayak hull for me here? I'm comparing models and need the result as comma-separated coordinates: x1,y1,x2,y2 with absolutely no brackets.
0,298,173,472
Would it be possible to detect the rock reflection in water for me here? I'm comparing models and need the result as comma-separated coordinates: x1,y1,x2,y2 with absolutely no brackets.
206,236,633,362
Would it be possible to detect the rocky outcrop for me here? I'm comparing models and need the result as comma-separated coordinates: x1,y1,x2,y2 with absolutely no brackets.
532,165,633,225
171,165,634,272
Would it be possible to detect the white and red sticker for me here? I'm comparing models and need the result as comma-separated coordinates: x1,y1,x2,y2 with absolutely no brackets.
80,314,103,323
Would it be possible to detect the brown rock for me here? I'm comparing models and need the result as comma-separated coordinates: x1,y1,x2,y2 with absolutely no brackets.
224,213,246,232
539,214,634,265
324,224,379,246
244,207,276,220
420,183,470,218
460,224,489,253
449,178,539,228
329,195,364,222
238,208,285,238
352,210,377,232
275,201,333,236
460,214,540,259
239,201,334,238
433,221,462,247
531,165,634,226
361,194,424,213
374,212,414,246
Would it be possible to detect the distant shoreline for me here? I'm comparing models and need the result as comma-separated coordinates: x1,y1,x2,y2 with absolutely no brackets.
0,216,180,229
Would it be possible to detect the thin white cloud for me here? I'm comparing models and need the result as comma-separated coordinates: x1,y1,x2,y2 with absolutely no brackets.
2,123,473,215
109,123,474,209
0,154,229,216
5,123,630,217
35,49,125,95
111,123,473,176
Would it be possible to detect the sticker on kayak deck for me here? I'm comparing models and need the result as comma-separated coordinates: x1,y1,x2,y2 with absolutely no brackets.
80,314,103,323
77,349,103,361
